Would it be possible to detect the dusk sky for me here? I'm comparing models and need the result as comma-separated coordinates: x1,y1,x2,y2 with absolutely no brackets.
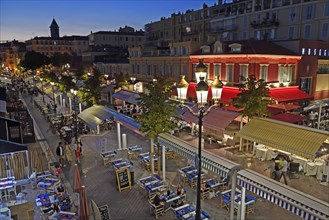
0,0,229,42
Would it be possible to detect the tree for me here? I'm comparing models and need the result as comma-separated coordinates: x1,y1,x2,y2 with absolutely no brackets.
232,75,271,120
136,78,177,176
50,52,71,71
80,67,106,107
21,51,50,71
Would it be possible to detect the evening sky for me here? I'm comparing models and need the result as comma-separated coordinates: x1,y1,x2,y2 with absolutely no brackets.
0,0,231,42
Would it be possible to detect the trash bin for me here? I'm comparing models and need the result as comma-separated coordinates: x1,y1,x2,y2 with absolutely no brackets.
130,171,135,186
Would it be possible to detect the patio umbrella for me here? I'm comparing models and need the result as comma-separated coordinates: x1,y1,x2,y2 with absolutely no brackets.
73,163,82,193
78,185,89,220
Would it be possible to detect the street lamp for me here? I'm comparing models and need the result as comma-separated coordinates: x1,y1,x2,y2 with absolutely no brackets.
50,81,55,103
70,89,78,140
176,59,223,220
40,77,45,103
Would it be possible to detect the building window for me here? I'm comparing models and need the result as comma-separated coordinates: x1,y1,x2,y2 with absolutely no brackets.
243,16,248,28
226,64,234,82
279,65,293,83
161,64,165,76
183,64,187,76
288,26,295,39
167,64,171,76
174,47,178,56
260,65,268,81
214,64,221,78
242,32,247,40
270,28,277,40
324,2,329,16
303,4,315,20
239,64,248,81
290,7,296,22
322,23,329,39
304,24,311,39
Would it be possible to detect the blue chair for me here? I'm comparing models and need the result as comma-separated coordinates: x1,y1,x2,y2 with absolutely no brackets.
114,151,117,155
155,174,161,180
130,161,134,166
202,210,210,218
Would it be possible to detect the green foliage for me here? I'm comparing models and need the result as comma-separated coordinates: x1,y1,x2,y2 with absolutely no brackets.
232,75,270,119
43,71,59,84
136,78,177,139
58,75,75,93
21,51,50,70
50,53,71,69
115,72,128,90
80,67,105,107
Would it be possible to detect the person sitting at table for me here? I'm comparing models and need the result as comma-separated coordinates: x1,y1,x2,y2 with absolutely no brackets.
171,184,185,196
201,182,208,191
153,192,165,206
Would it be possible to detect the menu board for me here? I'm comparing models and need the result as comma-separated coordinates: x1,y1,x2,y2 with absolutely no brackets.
115,167,131,192
98,205,111,220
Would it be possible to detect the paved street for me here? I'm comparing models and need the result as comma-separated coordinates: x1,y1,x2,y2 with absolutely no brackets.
20,90,328,220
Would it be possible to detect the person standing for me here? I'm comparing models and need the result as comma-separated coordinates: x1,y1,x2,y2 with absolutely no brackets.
56,142,65,167
272,165,282,182
73,137,82,163
264,158,276,179
64,141,73,166
280,157,289,185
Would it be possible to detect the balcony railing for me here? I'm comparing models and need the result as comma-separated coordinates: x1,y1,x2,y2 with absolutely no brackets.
250,19,279,28
209,24,238,33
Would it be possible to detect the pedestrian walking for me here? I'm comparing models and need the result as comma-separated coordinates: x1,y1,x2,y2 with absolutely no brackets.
56,142,65,167
280,157,289,185
64,141,73,166
73,137,82,163
264,158,276,179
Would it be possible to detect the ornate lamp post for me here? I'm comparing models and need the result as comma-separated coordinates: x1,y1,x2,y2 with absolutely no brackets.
40,77,45,103
70,89,78,140
50,81,55,103
176,59,223,220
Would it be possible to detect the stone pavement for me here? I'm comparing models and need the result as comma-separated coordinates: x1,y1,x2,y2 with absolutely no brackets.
21,90,328,220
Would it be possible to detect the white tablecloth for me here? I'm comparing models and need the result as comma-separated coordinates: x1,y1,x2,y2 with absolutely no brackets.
255,147,268,161
265,148,279,160
305,161,325,178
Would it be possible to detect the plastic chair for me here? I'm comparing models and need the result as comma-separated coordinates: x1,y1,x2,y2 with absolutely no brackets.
202,210,210,218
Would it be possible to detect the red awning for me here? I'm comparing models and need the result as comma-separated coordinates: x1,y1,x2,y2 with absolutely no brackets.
222,104,244,112
181,106,240,132
269,113,307,124
269,87,312,103
220,87,241,103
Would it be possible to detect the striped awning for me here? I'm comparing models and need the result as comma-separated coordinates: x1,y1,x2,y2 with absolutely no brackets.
237,117,329,160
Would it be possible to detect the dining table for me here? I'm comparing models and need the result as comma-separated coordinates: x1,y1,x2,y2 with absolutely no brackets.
204,177,222,190
305,160,325,178
111,158,131,170
138,175,157,188
35,193,58,207
173,204,209,220
145,181,164,193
